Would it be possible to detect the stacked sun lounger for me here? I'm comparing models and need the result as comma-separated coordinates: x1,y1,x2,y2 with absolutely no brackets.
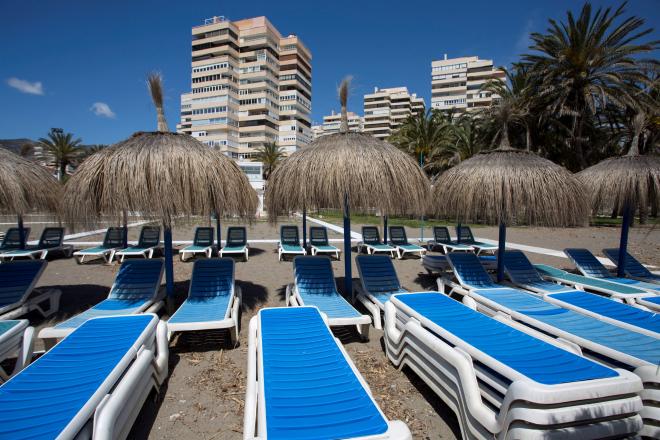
603,248,660,284
167,258,241,344
0,314,168,439
384,292,644,439
354,255,409,329
0,319,33,382
243,307,411,439
443,252,660,438
0,260,60,320
286,256,371,340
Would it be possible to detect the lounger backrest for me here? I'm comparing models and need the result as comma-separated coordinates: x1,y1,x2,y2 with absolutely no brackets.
502,250,544,285
433,226,451,243
190,258,234,298
109,259,164,300
603,248,652,278
193,227,214,247
456,225,475,243
388,226,408,245
103,227,125,248
447,252,498,289
138,226,161,248
0,260,47,308
356,255,402,294
309,226,329,246
565,248,611,278
361,226,381,245
1,227,30,249
38,227,64,248
280,226,300,246
293,256,337,295
227,227,247,247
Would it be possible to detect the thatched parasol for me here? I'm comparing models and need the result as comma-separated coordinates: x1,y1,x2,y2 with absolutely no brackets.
0,148,62,247
433,139,588,282
63,73,257,297
266,78,430,293
577,112,660,277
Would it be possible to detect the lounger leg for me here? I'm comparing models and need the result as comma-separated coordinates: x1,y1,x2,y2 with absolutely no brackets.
358,322,370,341
79,255,85,264
108,250,115,264
245,249,249,262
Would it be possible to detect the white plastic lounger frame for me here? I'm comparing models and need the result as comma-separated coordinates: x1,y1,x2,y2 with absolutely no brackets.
179,227,214,262
0,228,72,261
243,307,411,440
116,226,162,262
73,227,125,264
357,226,396,258
0,320,34,383
219,227,249,261
383,294,644,440
277,225,306,261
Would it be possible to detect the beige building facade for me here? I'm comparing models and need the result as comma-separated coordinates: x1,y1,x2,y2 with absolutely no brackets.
177,16,312,158
431,55,505,112
313,110,363,138
362,87,424,140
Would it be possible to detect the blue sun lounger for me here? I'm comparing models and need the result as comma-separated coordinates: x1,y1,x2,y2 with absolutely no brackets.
167,258,240,343
277,225,306,261
309,226,340,259
388,226,426,259
116,225,161,261
0,314,168,440
357,226,396,257
39,259,164,344
0,320,33,382
180,226,214,261
243,307,411,440
287,256,371,339
503,250,660,337
0,260,60,320
0,227,72,261
384,292,643,439
220,226,249,261
445,252,660,437
0,227,30,252
603,248,660,284
565,248,660,294
456,225,498,255
426,226,473,253
354,255,409,329
74,227,125,264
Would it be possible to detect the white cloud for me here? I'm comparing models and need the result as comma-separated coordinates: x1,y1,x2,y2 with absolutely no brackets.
90,102,116,118
7,77,44,95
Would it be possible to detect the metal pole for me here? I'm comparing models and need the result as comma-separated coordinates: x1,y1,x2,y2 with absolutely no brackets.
302,207,307,248
17,215,26,249
216,212,222,252
496,221,506,282
343,193,352,296
122,211,128,248
164,226,174,298
456,222,461,244
617,203,632,278
383,215,388,244
419,152,424,243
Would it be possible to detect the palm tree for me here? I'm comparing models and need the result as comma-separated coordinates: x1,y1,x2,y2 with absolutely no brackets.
38,128,83,181
389,108,452,170
79,144,108,160
523,2,657,169
254,142,285,179
451,114,486,162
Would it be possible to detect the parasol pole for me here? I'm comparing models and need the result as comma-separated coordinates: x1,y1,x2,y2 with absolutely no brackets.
17,215,26,249
617,202,632,278
343,192,352,295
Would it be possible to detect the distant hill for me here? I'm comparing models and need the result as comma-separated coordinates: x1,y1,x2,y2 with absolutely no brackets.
0,138,39,155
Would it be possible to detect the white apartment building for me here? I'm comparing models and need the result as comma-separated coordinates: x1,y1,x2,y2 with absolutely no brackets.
431,55,505,112
362,87,425,140
177,16,312,159
312,110,363,138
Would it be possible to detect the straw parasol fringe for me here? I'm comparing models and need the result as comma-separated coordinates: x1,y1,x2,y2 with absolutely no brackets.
63,132,257,229
265,132,430,220
0,148,62,216
433,149,589,227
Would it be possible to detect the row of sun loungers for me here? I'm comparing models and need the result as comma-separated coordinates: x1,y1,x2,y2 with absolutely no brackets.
0,227,72,261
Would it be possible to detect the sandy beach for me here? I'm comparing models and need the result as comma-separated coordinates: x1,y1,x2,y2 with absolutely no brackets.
5,216,659,439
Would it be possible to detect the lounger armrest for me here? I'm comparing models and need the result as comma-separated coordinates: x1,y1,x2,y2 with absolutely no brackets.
243,317,259,440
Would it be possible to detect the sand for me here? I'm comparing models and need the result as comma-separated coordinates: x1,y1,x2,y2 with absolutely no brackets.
6,217,658,439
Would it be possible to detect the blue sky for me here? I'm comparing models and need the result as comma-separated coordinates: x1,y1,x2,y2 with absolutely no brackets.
1,0,658,145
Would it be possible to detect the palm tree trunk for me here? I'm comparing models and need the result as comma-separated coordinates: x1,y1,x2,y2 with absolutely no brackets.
525,126,531,152
574,116,587,170
59,161,67,182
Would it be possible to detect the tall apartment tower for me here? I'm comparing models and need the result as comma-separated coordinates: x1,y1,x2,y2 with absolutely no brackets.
430,56,505,112
362,87,425,140
177,16,312,158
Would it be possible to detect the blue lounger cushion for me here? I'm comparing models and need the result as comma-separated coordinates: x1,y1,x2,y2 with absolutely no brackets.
548,290,660,334
260,307,388,439
0,315,157,439
168,259,234,326
0,260,46,313
356,255,407,303
293,257,362,319
534,264,648,296
473,288,660,365
603,248,660,282
394,293,618,385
